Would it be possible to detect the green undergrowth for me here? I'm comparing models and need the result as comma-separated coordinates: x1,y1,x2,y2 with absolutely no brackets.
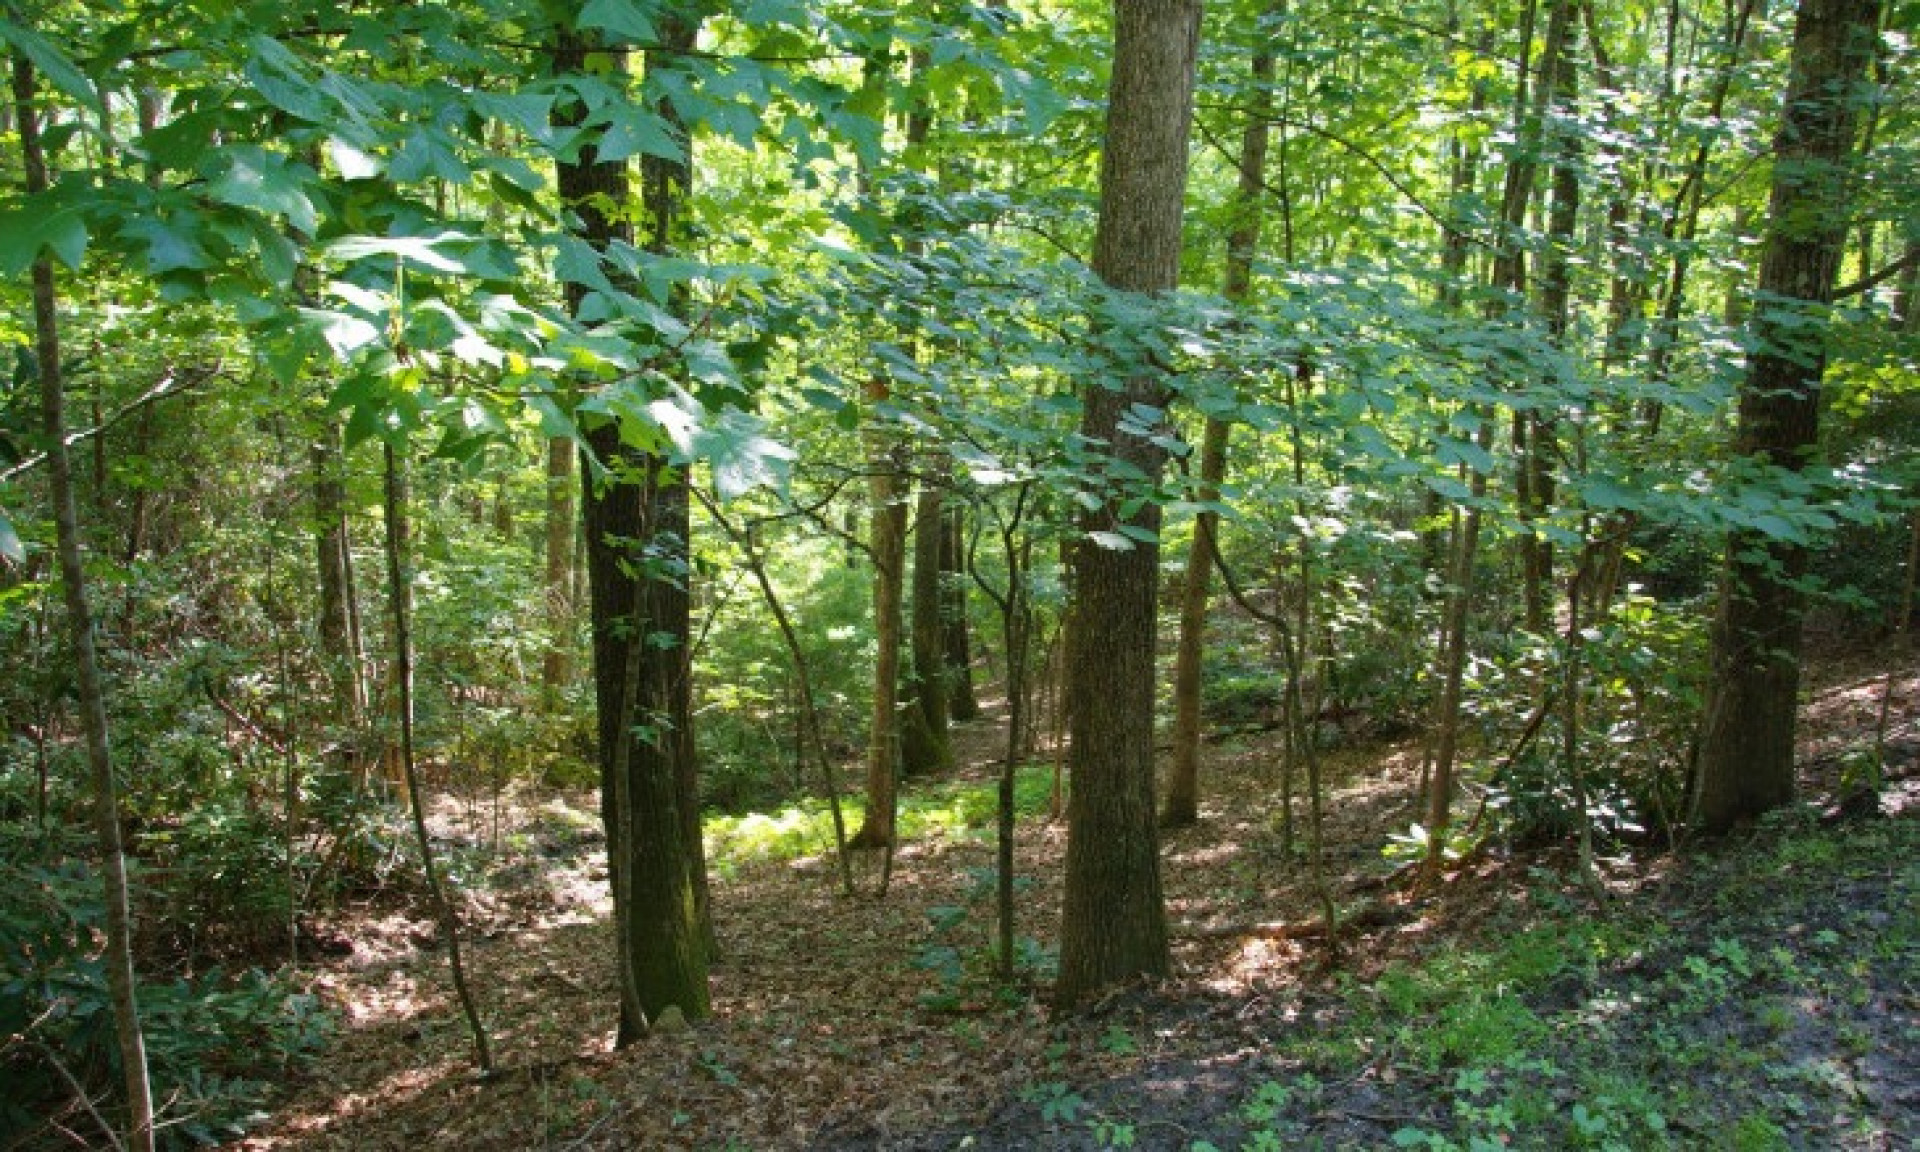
1038,811,1916,1152
704,763,1056,873
1230,812,1919,1151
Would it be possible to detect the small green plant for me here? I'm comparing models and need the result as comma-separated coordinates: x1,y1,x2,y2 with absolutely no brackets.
1022,1079,1085,1125
1239,1079,1292,1126
1090,1115,1137,1148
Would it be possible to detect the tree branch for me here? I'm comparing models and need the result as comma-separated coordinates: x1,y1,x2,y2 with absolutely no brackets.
1,363,218,484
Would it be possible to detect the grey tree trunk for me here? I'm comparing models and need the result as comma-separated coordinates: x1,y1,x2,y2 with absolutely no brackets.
1055,0,1201,1010
381,444,492,1072
903,482,953,775
541,434,575,699
312,425,367,781
941,504,981,720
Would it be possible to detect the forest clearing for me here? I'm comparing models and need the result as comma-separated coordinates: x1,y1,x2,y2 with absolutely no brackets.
2,0,1917,1148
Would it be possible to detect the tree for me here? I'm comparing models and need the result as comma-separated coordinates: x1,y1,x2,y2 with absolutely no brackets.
1055,0,1202,1009
11,45,156,1152
1163,9,1276,829
1695,0,1884,831
904,480,955,774
549,7,711,1041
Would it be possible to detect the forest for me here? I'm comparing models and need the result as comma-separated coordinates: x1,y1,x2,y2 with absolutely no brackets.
0,0,1915,1147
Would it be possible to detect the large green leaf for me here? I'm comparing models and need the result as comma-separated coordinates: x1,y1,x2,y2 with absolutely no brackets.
206,146,318,234
0,19,101,116
0,183,90,274
579,0,656,43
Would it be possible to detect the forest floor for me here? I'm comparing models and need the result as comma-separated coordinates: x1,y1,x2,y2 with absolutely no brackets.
233,653,1918,1152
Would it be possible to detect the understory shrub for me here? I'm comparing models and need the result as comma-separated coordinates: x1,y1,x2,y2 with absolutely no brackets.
0,856,330,1148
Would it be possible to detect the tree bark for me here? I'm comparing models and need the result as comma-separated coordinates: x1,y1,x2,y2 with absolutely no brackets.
312,424,367,780
850,447,906,846
542,434,575,698
1055,0,1201,1010
902,481,953,774
1425,0,1563,879
14,49,157,1152
1696,0,1881,832
551,10,711,1042
940,504,981,720
382,443,492,1072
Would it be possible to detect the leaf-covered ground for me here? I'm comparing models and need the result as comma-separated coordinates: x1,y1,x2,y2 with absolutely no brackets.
233,659,1918,1151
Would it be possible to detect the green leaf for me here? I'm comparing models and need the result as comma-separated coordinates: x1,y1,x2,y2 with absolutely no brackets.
206,146,318,234
596,105,683,164
0,20,102,116
389,127,470,185
0,198,88,274
579,0,657,43
647,389,793,501
327,234,471,275
120,215,211,273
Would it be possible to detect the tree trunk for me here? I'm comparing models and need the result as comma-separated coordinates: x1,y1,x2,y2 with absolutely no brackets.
1696,0,1881,832
1163,28,1273,828
313,424,367,781
941,504,981,720
381,443,492,1072
902,481,953,775
551,10,711,1041
1055,0,1201,1010
17,49,158,1152
850,450,906,846
1424,0,1563,878
541,434,575,699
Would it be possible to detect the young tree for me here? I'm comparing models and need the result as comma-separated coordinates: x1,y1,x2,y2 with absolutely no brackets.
1695,0,1884,831
1163,15,1276,829
11,47,156,1152
1055,0,1202,1009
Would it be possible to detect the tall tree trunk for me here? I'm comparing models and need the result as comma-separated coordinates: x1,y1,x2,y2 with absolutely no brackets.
1055,0,1201,1010
552,9,711,1042
313,424,367,779
1515,0,1577,634
542,435,576,699
1163,26,1274,828
903,481,953,774
14,50,157,1152
850,447,907,846
1425,0,1565,879
940,504,981,720
850,47,920,844
1695,0,1881,832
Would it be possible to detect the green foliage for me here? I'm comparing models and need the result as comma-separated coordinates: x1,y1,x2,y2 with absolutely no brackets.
706,764,1054,872
0,857,328,1148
